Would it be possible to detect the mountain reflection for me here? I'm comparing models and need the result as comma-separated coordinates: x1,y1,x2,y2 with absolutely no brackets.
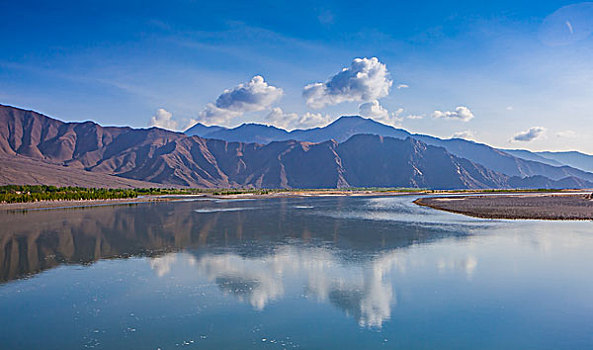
0,197,475,326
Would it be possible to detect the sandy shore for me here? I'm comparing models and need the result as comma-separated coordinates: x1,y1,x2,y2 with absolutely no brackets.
415,193,593,220
0,190,420,211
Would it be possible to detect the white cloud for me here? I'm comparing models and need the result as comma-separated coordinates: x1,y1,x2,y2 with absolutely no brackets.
556,130,577,138
149,108,178,130
266,107,297,128
406,114,424,120
432,106,475,122
299,112,331,128
199,103,242,125
511,126,546,142
215,75,283,112
451,130,476,140
396,84,409,89
303,57,393,108
506,106,514,111
359,100,389,119
199,75,283,125
266,107,331,130
358,101,403,127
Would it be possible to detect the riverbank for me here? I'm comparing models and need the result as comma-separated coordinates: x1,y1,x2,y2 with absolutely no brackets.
414,193,593,220
0,195,187,211
0,190,421,211
2,188,589,212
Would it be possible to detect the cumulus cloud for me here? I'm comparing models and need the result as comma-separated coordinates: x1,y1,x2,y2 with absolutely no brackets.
266,107,297,128
359,100,389,120
357,101,403,126
512,126,546,142
396,84,409,89
266,107,331,130
298,112,331,128
432,106,475,122
199,75,283,124
199,103,242,125
303,57,393,108
149,108,178,130
451,130,476,140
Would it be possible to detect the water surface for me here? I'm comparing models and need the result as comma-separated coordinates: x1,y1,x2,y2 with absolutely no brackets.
1,196,592,349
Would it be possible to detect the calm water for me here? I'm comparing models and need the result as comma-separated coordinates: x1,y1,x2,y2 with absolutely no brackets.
1,196,592,349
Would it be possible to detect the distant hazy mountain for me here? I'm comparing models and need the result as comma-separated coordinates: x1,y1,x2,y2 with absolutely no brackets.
2,104,592,189
186,115,593,182
502,149,564,167
185,116,410,144
507,175,593,189
503,149,593,174
535,151,593,173
184,123,225,137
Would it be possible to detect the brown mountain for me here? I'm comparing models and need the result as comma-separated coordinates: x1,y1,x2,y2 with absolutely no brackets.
1,104,590,189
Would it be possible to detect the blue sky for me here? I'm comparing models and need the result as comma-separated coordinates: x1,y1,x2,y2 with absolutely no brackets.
1,0,593,152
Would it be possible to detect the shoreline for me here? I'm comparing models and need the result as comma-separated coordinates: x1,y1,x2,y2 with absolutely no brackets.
0,190,422,211
414,193,593,220
0,195,185,211
1,189,590,212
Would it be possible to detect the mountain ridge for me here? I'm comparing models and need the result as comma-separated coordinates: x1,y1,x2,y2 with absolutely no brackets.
2,104,592,189
186,115,593,182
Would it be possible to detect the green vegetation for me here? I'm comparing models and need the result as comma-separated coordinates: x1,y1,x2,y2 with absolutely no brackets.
0,186,293,203
0,185,196,204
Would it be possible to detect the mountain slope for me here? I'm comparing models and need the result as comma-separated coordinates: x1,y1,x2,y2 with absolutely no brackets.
185,115,593,182
535,151,593,173
502,149,563,167
2,104,592,190
508,175,593,189
106,135,516,189
0,155,166,188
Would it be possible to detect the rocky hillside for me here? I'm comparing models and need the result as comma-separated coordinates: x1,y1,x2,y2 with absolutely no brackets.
1,105,591,189
187,115,593,182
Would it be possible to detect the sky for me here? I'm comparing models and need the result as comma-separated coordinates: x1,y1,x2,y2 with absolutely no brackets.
1,0,593,152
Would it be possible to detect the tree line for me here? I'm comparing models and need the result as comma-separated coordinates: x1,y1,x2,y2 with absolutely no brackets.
0,185,193,203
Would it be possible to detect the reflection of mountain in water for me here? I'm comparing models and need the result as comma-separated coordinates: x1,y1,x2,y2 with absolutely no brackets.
0,197,474,284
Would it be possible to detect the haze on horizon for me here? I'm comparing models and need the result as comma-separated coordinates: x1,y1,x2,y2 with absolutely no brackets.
1,1,593,153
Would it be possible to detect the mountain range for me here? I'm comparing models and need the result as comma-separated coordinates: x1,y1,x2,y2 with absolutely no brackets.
186,116,593,181
503,149,593,173
1,104,592,189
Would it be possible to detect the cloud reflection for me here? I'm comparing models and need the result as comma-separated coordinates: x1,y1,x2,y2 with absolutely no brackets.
152,247,404,327
437,255,478,277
